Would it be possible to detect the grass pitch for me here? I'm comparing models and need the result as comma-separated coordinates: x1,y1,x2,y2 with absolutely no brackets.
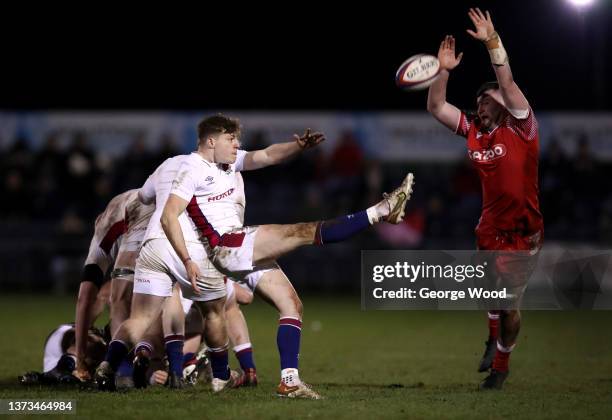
1,294,611,419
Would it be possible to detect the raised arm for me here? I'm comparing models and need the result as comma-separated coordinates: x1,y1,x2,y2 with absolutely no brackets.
241,129,325,171
467,8,529,117
427,35,464,131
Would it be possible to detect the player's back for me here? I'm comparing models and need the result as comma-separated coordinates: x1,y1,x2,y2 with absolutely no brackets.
94,190,137,234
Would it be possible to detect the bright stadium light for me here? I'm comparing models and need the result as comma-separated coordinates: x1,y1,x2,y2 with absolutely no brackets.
567,0,595,7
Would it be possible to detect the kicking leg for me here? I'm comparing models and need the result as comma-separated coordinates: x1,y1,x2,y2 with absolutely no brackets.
252,173,414,265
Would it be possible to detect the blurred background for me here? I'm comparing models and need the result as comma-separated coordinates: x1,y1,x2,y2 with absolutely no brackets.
0,0,610,295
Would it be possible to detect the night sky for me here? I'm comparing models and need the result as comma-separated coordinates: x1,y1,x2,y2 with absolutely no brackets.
2,0,610,110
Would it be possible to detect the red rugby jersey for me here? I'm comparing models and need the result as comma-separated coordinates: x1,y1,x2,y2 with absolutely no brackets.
455,109,543,234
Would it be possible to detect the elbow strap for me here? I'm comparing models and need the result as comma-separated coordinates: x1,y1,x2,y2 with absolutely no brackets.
81,264,105,288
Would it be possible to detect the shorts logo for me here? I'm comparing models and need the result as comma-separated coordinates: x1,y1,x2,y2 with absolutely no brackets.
468,144,506,163
208,188,234,202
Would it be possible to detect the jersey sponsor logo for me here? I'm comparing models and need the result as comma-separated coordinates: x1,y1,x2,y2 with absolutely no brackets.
205,176,214,185
208,188,235,202
136,278,150,283
468,144,507,163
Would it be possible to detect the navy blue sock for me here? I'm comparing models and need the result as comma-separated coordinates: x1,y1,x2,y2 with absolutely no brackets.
135,341,153,358
56,354,76,372
105,340,129,371
116,353,134,377
182,352,195,367
234,344,256,371
277,318,301,370
314,210,370,245
165,335,185,377
208,347,230,380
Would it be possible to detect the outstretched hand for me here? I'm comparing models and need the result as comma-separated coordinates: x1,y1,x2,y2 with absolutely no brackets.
295,128,325,150
438,35,463,71
466,8,495,41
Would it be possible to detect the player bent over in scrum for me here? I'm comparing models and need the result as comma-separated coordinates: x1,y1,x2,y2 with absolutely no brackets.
74,189,154,381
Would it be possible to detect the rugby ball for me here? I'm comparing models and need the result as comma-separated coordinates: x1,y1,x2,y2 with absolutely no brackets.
395,54,441,91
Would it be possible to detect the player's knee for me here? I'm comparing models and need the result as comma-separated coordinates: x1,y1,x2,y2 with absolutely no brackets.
296,298,303,318
287,295,303,318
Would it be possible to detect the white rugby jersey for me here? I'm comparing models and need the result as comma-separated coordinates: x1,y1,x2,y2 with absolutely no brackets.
141,151,246,245
43,324,73,372
93,189,154,254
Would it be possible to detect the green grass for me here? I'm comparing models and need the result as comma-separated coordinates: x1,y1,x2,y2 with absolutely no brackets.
1,295,611,419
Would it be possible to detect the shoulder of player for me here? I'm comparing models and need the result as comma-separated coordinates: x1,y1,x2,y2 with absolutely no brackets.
178,153,215,172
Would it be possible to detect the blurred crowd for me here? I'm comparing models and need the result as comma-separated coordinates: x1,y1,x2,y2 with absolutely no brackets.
1,132,179,227
1,128,610,292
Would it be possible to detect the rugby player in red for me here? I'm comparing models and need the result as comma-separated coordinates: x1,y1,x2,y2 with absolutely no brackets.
426,8,543,390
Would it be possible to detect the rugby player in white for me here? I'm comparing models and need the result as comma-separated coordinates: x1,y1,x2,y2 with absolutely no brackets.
94,146,238,390
97,114,413,395
91,179,260,390
160,115,414,398
74,189,154,381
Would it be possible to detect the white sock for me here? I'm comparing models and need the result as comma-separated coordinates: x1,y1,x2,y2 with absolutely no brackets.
496,341,515,353
366,201,387,225
281,368,301,386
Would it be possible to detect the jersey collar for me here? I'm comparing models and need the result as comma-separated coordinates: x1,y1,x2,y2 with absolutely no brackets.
191,151,214,167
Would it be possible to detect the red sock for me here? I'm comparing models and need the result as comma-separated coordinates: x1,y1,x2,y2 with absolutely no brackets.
492,342,513,372
487,311,500,340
